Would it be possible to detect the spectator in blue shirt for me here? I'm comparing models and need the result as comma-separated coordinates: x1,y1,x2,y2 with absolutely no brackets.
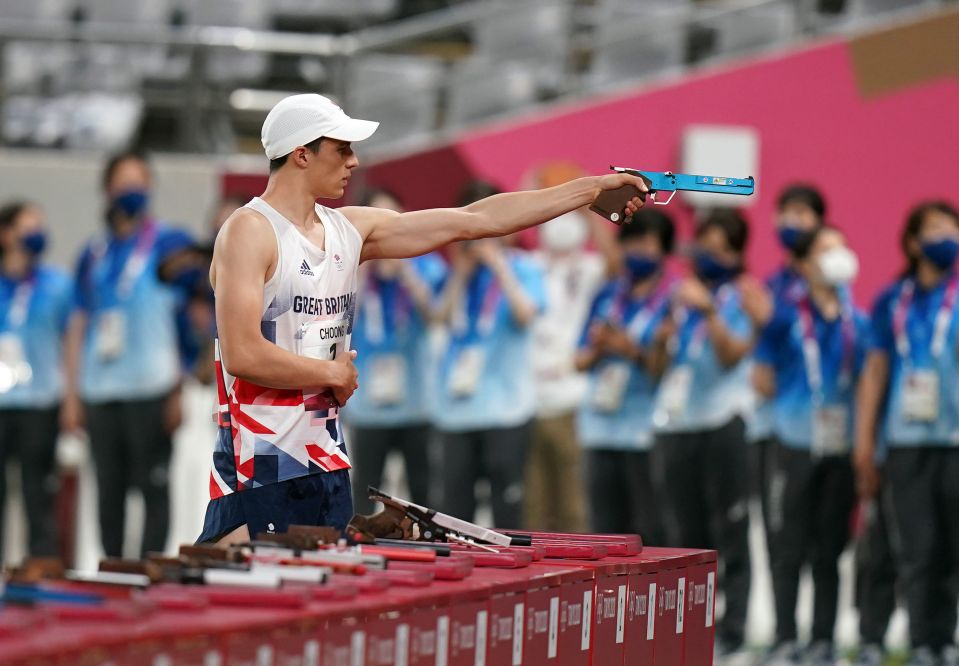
0,201,72,559
431,182,546,528
753,225,867,665
343,189,447,514
575,208,674,545
855,201,959,666
63,150,191,558
650,209,758,659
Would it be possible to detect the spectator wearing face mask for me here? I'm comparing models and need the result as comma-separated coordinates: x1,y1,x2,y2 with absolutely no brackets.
649,209,758,661
742,184,827,564
753,226,867,666
431,182,546,528
63,149,194,558
343,189,447,514
574,209,675,543
523,167,614,532
0,201,72,559
855,201,959,666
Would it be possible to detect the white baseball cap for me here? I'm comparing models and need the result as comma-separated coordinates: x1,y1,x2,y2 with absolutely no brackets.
261,93,379,160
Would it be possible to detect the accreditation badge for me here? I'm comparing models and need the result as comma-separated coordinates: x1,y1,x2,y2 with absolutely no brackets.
901,370,939,423
592,362,630,413
448,345,485,399
812,405,850,456
655,365,693,426
0,333,30,393
369,354,406,406
95,309,127,361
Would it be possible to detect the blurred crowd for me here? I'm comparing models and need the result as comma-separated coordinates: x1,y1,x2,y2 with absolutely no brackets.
1,152,958,666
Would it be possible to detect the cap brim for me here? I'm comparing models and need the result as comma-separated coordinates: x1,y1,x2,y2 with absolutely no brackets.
325,117,379,142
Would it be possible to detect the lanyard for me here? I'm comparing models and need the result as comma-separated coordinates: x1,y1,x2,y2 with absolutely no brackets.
797,296,855,403
452,269,501,340
893,276,959,362
607,277,671,343
3,274,37,330
362,273,412,346
91,221,158,302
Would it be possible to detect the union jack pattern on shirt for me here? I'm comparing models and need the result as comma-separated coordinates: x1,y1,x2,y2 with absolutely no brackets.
209,198,360,498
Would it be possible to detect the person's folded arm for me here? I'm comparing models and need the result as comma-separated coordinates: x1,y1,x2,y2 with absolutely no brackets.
344,173,648,262
213,210,354,397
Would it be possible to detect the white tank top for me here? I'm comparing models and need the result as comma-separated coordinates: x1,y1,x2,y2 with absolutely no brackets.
210,197,362,498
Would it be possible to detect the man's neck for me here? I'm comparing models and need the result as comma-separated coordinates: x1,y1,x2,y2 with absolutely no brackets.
261,176,322,229
1,250,31,280
916,260,947,290
111,216,141,240
808,281,840,320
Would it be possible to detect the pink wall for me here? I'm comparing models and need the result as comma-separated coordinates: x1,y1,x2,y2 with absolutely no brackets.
370,40,959,306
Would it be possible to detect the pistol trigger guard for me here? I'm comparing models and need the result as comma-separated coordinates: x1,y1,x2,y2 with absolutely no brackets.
652,190,676,206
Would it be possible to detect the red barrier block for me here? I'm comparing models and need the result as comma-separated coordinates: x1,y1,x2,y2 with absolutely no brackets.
642,548,717,666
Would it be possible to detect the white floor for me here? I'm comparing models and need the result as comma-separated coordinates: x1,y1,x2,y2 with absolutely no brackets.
1,392,911,652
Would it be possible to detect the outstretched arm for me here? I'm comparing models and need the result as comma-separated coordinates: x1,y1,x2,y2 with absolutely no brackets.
343,173,648,262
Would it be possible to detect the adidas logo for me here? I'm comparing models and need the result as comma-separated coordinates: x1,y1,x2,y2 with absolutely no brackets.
299,259,315,276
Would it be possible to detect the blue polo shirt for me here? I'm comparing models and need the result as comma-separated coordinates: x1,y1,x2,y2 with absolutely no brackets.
576,279,670,451
749,265,807,442
0,266,73,409
344,253,447,427
755,297,869,450
870,274,959,447
74,221,189,403
653,282,754,433
431,252,546,432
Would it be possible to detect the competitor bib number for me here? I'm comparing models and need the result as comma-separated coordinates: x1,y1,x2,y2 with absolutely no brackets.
298,318,350,410
902,370,939,423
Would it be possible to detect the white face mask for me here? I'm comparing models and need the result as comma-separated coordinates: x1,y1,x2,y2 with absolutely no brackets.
817,246,859,287
539,212,588,253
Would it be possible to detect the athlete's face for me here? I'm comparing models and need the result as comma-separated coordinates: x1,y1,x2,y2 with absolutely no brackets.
306,138,359,199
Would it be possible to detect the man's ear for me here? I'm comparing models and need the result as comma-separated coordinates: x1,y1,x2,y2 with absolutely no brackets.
292,147,311,168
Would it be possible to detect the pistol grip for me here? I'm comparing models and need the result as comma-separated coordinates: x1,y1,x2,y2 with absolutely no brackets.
589,184,646,224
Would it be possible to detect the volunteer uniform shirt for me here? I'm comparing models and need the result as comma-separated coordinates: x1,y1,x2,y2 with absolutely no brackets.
749,265,806,441
432,252,546,432
343,253,447,428
576,278,671,450
74,221,185,403
210,198,361,498
0,266,73,409
531,250,605,417
870,274,959,447
755,296,869,451
653,282,754,433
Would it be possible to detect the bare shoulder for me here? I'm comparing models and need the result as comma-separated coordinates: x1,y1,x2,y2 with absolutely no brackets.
212,207,276,285
338,205,400,239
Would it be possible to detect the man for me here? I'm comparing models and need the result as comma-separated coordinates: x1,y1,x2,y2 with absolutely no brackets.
197,94,647,544
64,150,189,557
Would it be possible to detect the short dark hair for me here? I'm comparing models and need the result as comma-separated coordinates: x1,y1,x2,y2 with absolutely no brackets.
696,208,749,253
619,208,675,254
777,183,826,220
269,137,323,173
901,200,959,274
0,200,32,257
792,223,838,260
359,187,403,208
457,181,500,207
102,148,151,190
